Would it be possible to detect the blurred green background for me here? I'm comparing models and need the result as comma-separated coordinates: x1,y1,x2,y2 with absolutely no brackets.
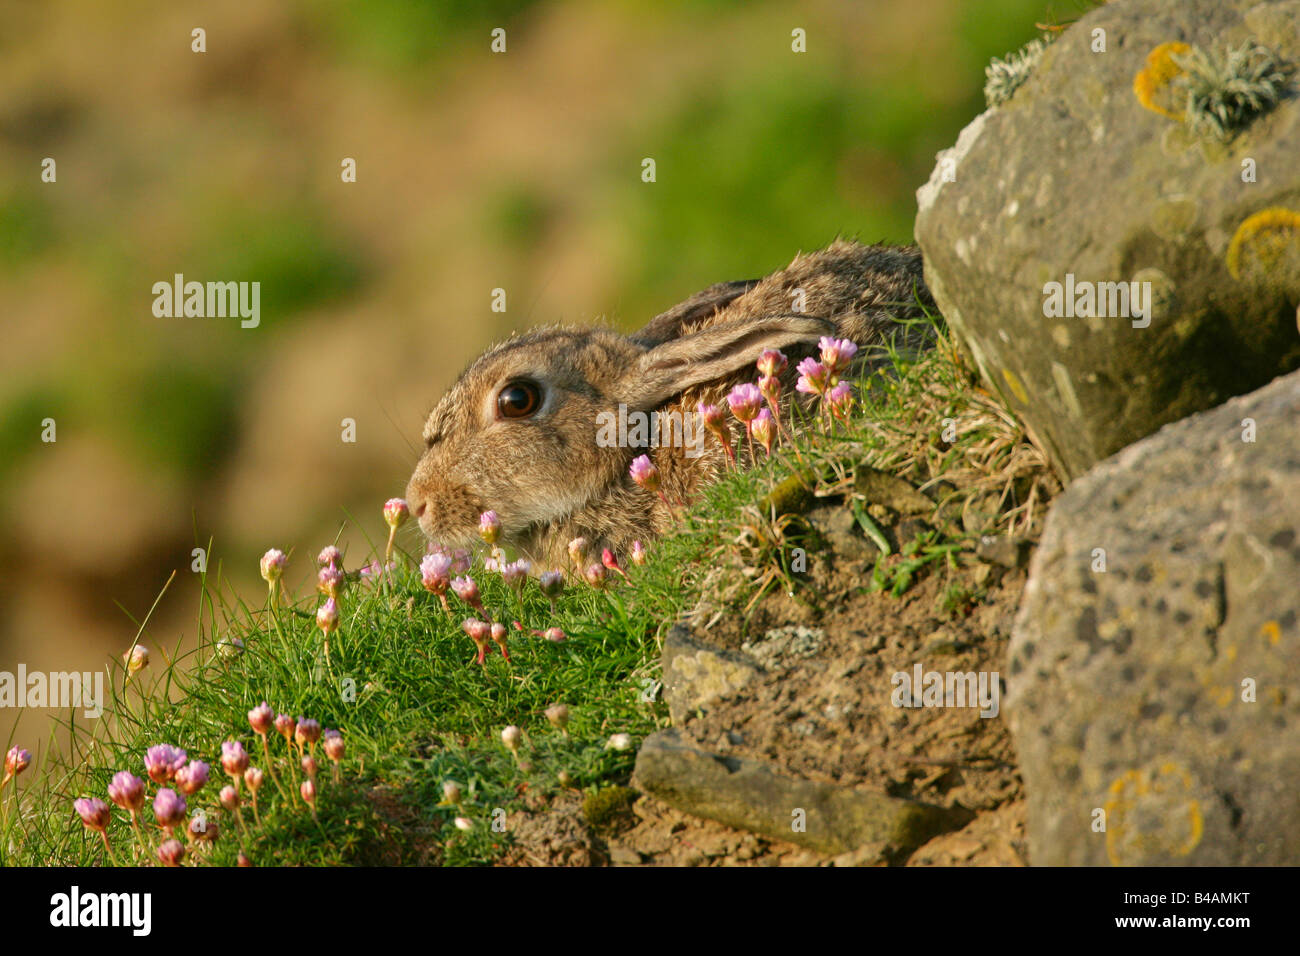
0,0,1076,746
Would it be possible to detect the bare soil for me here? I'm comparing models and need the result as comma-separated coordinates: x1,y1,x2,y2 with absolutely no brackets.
500,507,1035,866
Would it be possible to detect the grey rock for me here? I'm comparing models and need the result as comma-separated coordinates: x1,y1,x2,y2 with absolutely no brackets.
632,728,967,856
662,625,763,727
1009,368,1300,865
807,504,879,563
854,467,935,514
916,0,1300,480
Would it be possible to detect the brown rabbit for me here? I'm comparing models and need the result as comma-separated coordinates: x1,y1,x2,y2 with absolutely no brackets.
405,239,932,568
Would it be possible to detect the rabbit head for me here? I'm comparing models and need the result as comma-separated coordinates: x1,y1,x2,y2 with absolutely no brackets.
405,314,834,560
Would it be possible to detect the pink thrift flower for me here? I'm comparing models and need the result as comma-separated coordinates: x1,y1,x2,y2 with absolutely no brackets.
583,562,607,589
153,788,187,830
478,510,501,545
317,566,345,599
220,741,249,778
727,383,762,424
144,745,187,785
421,553,453,595
819,336,858,378
451,575,485,615
275,714,296,743
259,549,286,583
124,644,149,676
174,760,210,796
248,702,274,736
157,839,186,866
698,401,735,462
629,455,660,493
501,559,531,591
383,498,409,564
490,622,511,661
383,497,410,529
826,380,854,418
602,548,629,581
317,545,344,569
757,349,788,378
322,730,344,763
538,570,564,601
567,537,590,567
360,560,395,585
698,402,725,429
462,619,493,665
107,771,145,812
316,597,339,636
751,408,776,454
795,357,830,396
74,797,111,832
630,540,647,566
296,718,322,749
189,815,218,844
4,746,31,781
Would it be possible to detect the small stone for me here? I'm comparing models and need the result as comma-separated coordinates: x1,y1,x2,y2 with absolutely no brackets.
608,845,643,866
831,843,889,867
976,534,1029,568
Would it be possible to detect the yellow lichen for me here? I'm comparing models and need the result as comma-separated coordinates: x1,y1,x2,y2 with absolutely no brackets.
1134,42,1191,120
1225,207,1300,280
1104,762,1203,866
1260,620,1281,646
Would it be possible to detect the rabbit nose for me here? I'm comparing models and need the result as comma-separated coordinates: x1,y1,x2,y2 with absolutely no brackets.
413,499,427,518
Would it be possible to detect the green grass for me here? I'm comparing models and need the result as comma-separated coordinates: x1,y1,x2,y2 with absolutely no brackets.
0,309,1053,867
1,541,675,866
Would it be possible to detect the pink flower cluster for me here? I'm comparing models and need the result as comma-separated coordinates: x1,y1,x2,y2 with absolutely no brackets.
795,337,857,420
68,714,346,866
707,338,859,462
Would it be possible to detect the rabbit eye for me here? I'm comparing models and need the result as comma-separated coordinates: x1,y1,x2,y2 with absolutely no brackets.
497,381,542,419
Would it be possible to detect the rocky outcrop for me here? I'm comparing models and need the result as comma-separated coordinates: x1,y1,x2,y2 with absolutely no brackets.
916,0,1300,480
1008,368,1300,865
633,729,963,858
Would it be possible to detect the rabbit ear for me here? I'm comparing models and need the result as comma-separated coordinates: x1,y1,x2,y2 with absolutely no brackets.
630,279,758,348
618,314,834,409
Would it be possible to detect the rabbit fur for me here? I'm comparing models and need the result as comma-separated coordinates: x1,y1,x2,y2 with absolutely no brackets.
406,239,933,568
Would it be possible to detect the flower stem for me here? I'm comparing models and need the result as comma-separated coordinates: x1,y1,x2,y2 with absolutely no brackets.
261,736,287,798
